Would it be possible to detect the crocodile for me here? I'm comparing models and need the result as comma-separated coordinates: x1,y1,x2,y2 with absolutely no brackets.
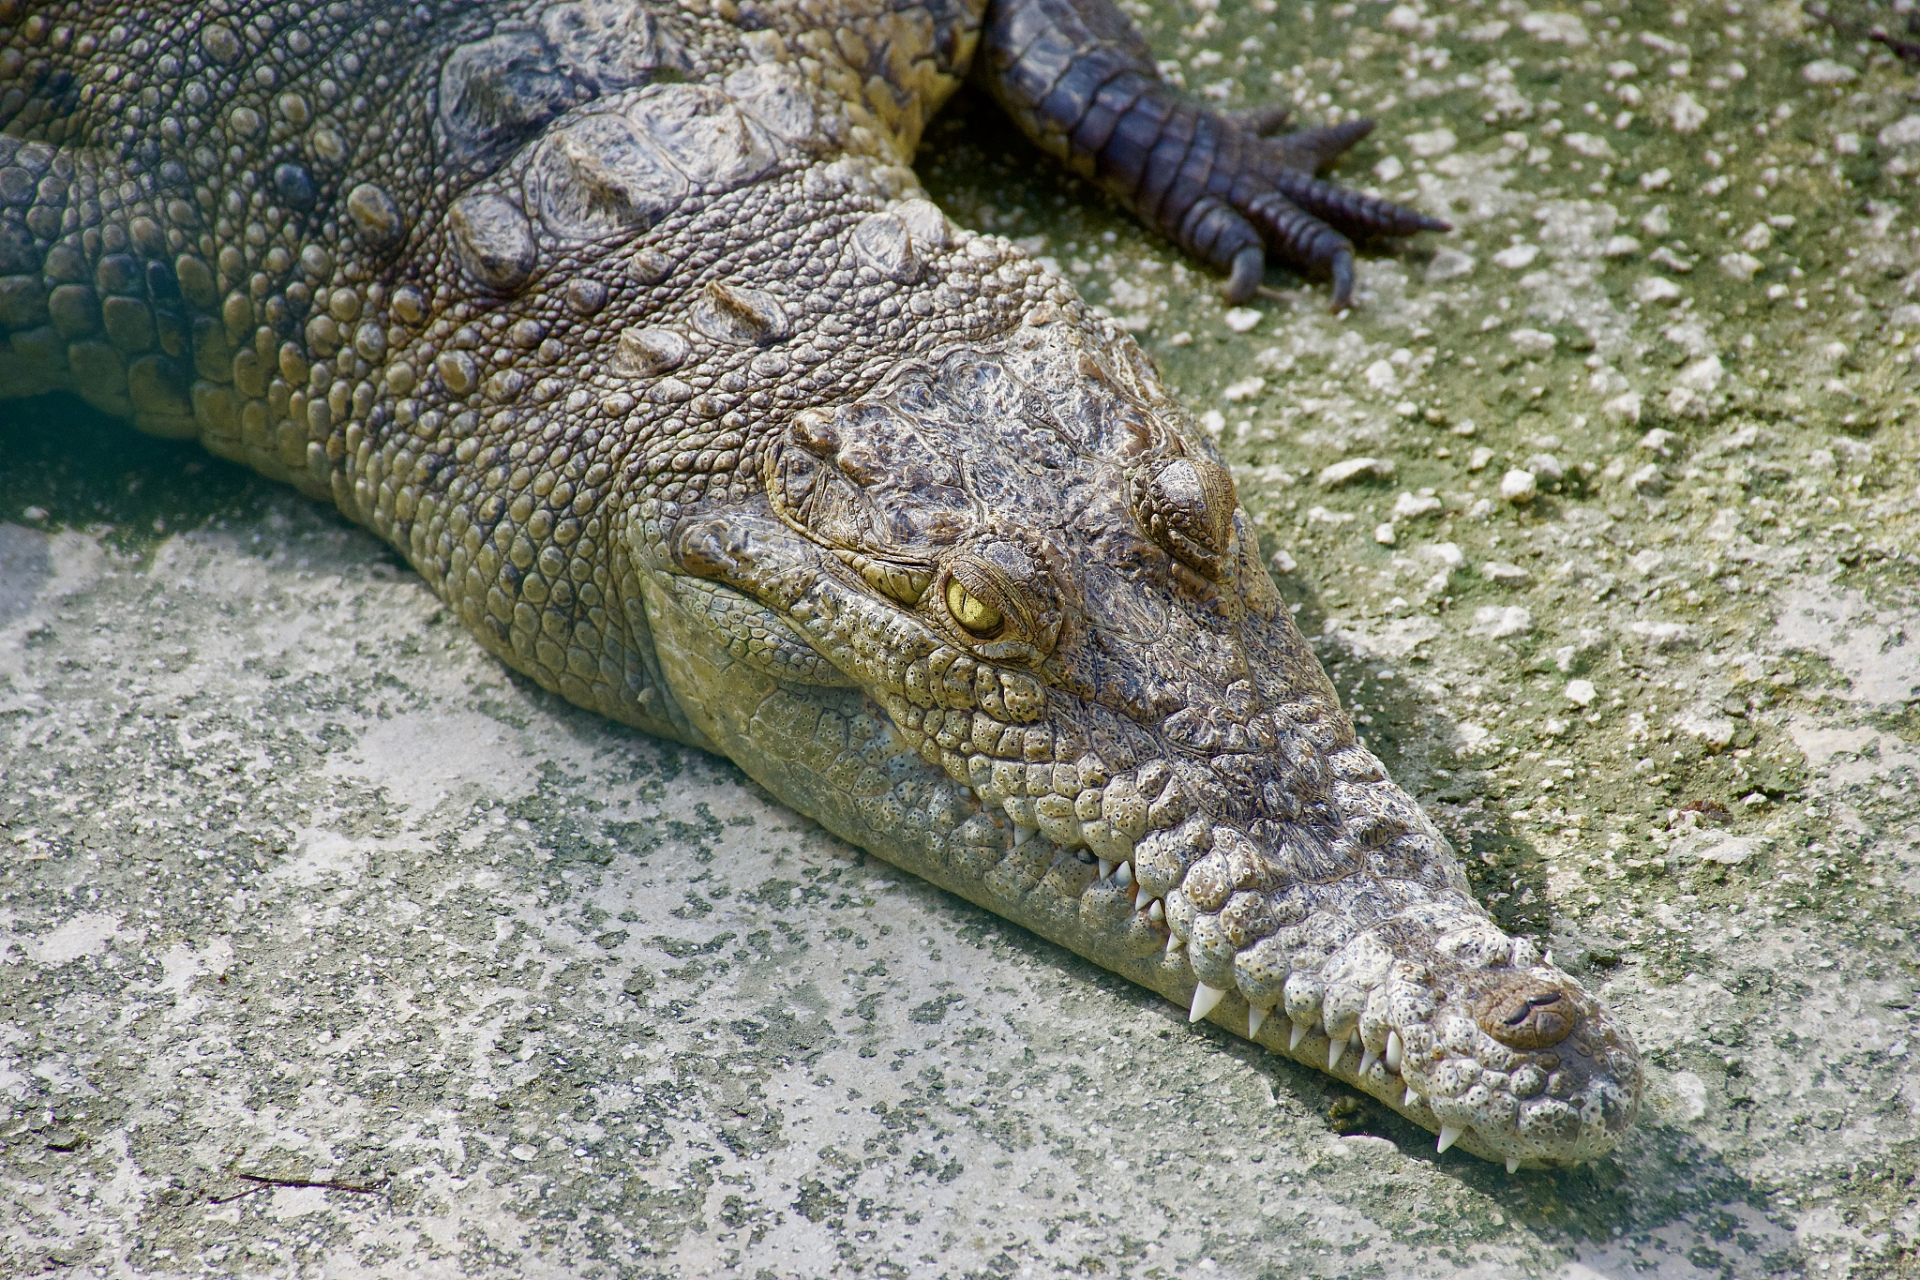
0,0,1640,1167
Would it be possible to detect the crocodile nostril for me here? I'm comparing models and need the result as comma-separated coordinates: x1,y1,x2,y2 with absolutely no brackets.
1505,991,1561,1024
1477,982,1579,1049
1130,456,1237,578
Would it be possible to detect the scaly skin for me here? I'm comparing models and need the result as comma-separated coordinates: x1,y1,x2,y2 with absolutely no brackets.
0,0,1640,1167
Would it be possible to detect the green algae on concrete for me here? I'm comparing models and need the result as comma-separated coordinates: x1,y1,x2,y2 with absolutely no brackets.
5,1,1920,1276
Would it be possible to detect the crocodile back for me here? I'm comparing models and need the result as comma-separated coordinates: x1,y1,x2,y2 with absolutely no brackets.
0,0,985,738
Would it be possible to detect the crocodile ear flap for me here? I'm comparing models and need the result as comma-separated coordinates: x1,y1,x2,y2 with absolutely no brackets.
761,411,890,552
672,511,819,605
1128,456,1239,578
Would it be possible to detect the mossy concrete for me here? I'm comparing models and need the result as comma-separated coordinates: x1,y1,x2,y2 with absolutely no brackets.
4,1,1920,1275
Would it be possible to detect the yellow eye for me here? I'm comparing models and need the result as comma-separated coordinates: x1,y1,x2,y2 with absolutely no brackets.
945,577,1003,636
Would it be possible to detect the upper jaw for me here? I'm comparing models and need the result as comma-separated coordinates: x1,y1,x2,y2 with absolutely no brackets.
875,643,1643,1166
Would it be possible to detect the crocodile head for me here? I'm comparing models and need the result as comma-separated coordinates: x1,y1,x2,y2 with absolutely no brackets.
637,286,1641,1169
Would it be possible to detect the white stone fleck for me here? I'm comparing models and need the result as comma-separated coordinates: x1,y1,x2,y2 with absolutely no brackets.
1469,605,1533,638
1391,491,1444,520
1667,93,1708,133
1425,247,1477,281
1676,356,1724,393
1491,243,1540,270
1631,620,1696,650
1561,132,1615,160
1406,128,1458,158
1318,457,1395,488
1602,391,1643,424
1499,469,1537,504
1519,12,1588,45
1802,59,1859,86
1480,561,1533,586
1634,277,1682,304
1879,115,1920,149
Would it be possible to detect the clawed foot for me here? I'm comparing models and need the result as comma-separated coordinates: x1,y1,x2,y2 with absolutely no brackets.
1214,115,1449,308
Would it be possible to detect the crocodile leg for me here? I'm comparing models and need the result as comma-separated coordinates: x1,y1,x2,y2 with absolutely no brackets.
976,0,1448,304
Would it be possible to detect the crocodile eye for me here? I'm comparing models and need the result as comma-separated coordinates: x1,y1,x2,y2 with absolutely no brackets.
944,577,1003,636
937,542,1060,661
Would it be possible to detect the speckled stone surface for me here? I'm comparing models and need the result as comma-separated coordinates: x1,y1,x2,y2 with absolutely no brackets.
5,1,1920,1276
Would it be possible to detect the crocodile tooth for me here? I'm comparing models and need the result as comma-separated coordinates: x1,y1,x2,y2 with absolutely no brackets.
1437,1125,1464,1154
1328,1035,1348,1071
1248,1005,1269,1038
1113,861,1134,888
1134,885,1152,912
1507,1156,1521,1174
1188,982,1225,1022
1098,858,1114,880
1405,1087,1421,1109
1289,1023,1308,1052
1147,899,1164,925
1360,1046,1380,1075
1385,1030,1403,1074
1165,930,1183,956
1012,825,1033,847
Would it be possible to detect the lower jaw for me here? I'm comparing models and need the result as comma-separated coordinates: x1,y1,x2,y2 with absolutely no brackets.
669,659,1573,1167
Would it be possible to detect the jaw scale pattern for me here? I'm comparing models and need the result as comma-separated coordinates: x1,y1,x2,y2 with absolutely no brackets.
661,282,1642,1169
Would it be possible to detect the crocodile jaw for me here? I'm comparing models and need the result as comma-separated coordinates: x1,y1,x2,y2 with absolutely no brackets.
633,299,1642,1168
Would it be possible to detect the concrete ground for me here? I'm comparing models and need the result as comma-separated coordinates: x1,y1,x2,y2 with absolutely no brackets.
4,1,1920,1276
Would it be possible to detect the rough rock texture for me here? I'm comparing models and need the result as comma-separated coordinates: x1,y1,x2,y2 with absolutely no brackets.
5,0,1920,1277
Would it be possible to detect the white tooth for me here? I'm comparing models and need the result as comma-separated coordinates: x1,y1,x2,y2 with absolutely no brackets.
1098,858,1115,880
1385,1030,1403,1074
1248,1005,1269,1039
1404,1087,1420,1109
1289,1023,1308,1052
1165,930,1183,956
1013,825,1033,846
1437,1125,1463,1154
1544,949,1555,967
1359,1047,1380,1076
1147,899,1164,925
1134,885,1151,911
1189,982,1226,1023
1328,1037,1347,1071
1507,1156,1521,1174
1115,861,1134,888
